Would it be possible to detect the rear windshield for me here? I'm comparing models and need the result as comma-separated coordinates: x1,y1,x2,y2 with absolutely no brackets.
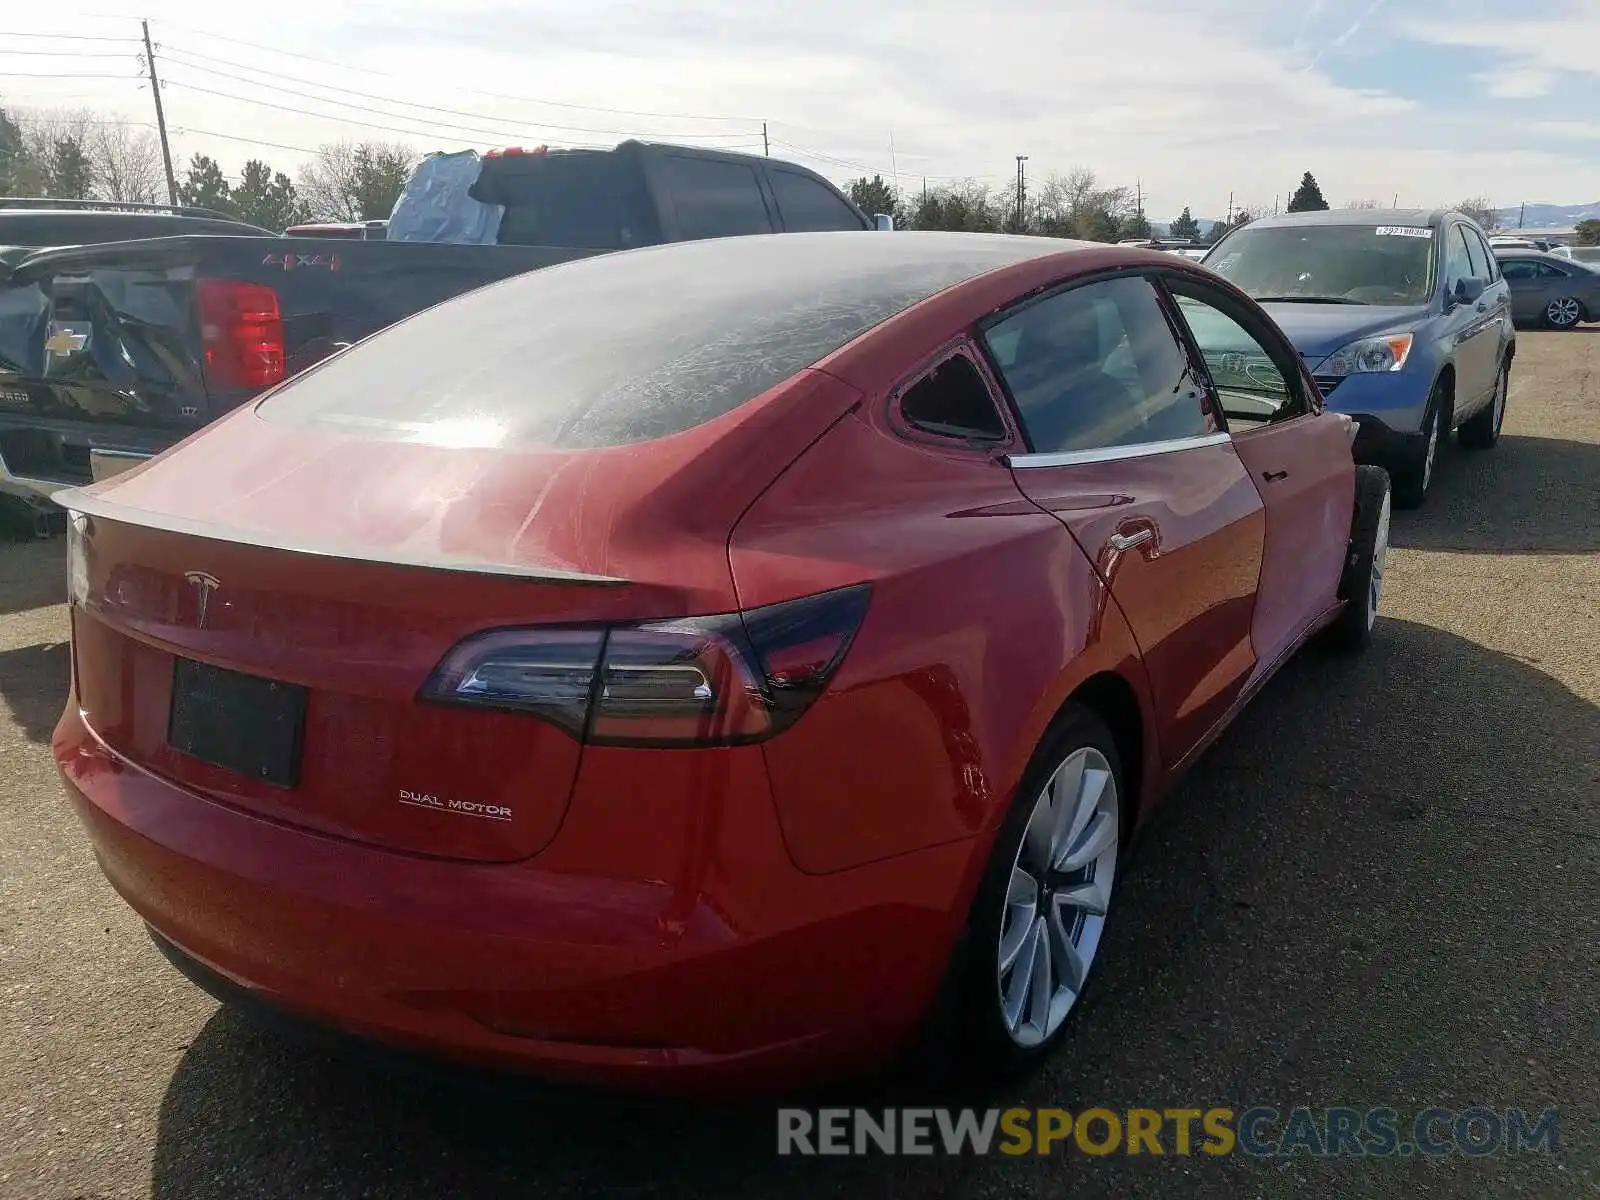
1205,223,1437,306
471,151,657,250
257,233,1055,450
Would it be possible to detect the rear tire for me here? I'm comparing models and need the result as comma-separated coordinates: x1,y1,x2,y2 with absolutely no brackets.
1543,296,1584,329
1326,465,1391,654
950,705,1124,1083
1459,361,1508,450
1392,384,1446,509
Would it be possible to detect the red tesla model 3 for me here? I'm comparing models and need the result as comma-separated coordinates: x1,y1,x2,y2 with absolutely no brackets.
54,232,1390,1095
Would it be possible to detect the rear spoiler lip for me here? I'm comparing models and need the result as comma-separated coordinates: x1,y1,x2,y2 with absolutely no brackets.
54,487,631,587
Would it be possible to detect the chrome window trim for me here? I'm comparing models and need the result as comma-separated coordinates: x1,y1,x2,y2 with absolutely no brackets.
1005,430,1232,469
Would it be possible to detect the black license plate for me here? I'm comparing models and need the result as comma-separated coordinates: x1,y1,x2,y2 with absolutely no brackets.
168,658,308,788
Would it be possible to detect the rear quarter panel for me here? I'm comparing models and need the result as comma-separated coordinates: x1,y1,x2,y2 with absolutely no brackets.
728,402,1151,879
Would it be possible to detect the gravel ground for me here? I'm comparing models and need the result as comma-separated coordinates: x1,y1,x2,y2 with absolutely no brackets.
1,331,1595,1199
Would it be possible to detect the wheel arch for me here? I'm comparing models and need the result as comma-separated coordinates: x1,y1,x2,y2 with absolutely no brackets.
1065,671,1146,838
1431,362,1457,427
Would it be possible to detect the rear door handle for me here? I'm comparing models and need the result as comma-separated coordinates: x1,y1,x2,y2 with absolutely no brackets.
1262,469,1289,482
1109,529,1153,552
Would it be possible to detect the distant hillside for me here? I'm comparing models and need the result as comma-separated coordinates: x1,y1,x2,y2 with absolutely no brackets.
1491,201,1600,229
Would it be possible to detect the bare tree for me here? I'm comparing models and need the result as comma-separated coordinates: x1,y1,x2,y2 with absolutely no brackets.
297,141,361,221
86,122,163,203
1454,196,1497,231
298,140,416,221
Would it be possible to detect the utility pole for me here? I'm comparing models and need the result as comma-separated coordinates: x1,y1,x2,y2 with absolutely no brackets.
762,122,768,156
1015,155,1029,231
1226,192,1234,225
141,20,178,206
1518,201,1526,228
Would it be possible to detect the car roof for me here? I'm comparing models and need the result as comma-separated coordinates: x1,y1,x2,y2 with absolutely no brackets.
254,231,1126,453
529,229,1105,290
1491,247,1572,262
1244,207,1448,231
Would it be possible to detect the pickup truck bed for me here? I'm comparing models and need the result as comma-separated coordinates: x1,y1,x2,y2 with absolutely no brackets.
0,234,597,504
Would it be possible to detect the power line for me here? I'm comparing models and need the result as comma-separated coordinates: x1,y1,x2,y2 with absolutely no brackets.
768,138,1002,183
158,77,573,147
158,74,747,152
0,46,140,57
154,19,762,123
0,30,139,42
155,46,758,142
172,126,321,156
0,70,140,79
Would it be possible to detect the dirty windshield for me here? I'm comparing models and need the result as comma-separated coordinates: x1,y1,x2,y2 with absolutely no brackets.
1205,224,1437,306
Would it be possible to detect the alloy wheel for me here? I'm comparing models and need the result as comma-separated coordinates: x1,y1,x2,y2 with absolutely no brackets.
997,747,1120,1048
1367,487,1391,631
1547,297,1582,328
1421,407,1440,491
1492,369,1507,433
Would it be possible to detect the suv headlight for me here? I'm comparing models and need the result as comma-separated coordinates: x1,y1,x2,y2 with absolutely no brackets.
1317,332,1415,377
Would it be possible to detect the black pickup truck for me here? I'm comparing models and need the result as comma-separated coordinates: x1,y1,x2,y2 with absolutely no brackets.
0,141,879,520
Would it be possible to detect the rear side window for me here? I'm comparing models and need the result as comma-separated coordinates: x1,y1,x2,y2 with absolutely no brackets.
983,275,1209,454
1471,229,1500,280
1444,226,1475,291
656,156,773,239
478,153,658,250
1459,225,1487,280
258,234,1053,450
897,355,1006,441
769,170,865,232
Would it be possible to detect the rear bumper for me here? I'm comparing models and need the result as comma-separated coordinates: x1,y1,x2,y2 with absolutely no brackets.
0,417,165,502
55,704,976,1096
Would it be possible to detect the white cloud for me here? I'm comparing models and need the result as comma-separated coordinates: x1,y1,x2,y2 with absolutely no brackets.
1477,68,1558,99
2,0,1597,216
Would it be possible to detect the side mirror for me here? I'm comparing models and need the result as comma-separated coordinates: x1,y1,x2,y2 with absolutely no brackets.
874,214,895,232
1453,276,1485,306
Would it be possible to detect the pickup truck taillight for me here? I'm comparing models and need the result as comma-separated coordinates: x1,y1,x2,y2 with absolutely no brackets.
196,278,285,392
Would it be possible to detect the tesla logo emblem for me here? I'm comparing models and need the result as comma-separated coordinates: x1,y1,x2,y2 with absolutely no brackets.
184,571,220,628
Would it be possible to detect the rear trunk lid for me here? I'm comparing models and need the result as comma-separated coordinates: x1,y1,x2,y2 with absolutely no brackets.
63,368,855,862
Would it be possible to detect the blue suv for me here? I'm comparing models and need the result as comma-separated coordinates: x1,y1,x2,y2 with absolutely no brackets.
1202,209,1514,506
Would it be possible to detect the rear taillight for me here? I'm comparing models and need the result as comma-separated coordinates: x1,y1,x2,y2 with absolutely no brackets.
196,278,285,392
420,584,871,747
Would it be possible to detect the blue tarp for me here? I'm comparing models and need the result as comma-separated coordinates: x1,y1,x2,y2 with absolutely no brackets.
385,151,503,245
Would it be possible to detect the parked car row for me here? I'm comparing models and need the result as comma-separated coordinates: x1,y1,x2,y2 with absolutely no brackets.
0,168,1550,1098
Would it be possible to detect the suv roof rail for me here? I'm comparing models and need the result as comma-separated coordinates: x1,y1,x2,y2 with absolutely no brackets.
0,196,239,220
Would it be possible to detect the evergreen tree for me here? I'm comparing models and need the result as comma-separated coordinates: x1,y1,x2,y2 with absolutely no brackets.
1287,172,1329,212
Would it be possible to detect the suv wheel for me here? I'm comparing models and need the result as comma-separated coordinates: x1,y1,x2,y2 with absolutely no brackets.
1393,385,1446,508
1459,361,1508,450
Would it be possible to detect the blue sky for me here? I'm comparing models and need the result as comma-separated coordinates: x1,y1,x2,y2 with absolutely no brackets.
2,0,1597,218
